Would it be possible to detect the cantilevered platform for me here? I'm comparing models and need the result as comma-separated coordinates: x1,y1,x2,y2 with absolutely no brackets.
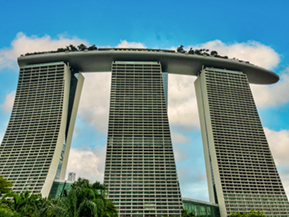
18,49,279,84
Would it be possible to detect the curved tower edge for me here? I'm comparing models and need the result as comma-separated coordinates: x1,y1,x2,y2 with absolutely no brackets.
40,63,72,197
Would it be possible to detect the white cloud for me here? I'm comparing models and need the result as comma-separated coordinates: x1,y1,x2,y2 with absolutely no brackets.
171,132,191,144
264,127,289,167
116,40,146,48
191,40,280,69
0,32,88,70
178,167,209,200
66,145,106,182
174,147,188,161
168,74,200,129
2,91,15,113
251,68,289,108
279,168,289,199
77,73,111,132
0,120,9,144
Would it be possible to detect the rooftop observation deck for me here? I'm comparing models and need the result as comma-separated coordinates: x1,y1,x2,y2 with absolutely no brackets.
17,48,279,85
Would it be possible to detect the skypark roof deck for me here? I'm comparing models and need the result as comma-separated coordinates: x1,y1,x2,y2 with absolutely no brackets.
18,48,279,84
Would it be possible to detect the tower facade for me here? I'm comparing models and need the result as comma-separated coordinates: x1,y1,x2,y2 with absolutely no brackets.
195,67,289,217
1,49,288,216
0,62,83,197
104,61,183,216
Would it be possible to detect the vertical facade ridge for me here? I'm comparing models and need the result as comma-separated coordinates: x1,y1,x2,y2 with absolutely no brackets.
58,71,84,180
195,67,289,217
104,61,182,216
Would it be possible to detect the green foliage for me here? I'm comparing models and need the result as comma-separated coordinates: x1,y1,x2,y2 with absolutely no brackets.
177,45,185,53
176,45,250,64
228,212,245,217
0,177,117,217
228,210,266,217
88,45,97,50
210,50,218,56
24,43,99,56
0,203,19,217
67,44,78,52
188,48,194,54
41,178,118,217
77,44,87,51
57,48,67,52
0,190,45,217
194,49,201,55
0,176,13,195
181,208,196,217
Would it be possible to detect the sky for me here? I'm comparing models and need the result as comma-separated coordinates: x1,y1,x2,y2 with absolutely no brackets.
1,0,289,202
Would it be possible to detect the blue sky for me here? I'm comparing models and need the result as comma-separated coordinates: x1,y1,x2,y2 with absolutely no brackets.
1,0,289,202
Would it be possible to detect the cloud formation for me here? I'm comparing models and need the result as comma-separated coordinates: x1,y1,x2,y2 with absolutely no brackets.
168,74,200,129
77,73,111,132
178,166,209,200
0,121,9,144
116,40,146,48
251,68,289,108
2,91,15,113
192,40,280,69
171,132,191,144
265,127,289,167
66,145,106,182
174,146,188,161
0,32,87,70
279,167,289,198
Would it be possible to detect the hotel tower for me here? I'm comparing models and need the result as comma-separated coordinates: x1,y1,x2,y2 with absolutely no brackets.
103,61,182,216
195,67,289,216
0,62,84,197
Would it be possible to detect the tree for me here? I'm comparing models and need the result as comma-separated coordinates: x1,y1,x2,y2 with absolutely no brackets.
0,191,45,217
67,45,78,52
210,50,218,56
57,48,66,52
228,210,266,217
35,197,57,217
0,202,19,217
188,48,194,54
0,176,13,195
194,49,201,55
177,45,185,53
77,44,87,51
45,178,118,217
247,210,266,217
88,45,97,50
228,212,246,217
0,178,117,217
181,209,196,217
